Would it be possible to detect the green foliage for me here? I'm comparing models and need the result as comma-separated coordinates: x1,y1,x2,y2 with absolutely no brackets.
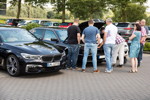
112,3,147,22
47,11,55,19
7,4,47,18
144,42,150,51
22,23,41,30
108,0,147,22
126,3,146,22
67,0,106,20
0,20,6,24
9,0,50,18
51,0,67,22
146,16,150,25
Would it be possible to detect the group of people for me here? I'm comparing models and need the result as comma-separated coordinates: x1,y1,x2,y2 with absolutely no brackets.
66,18,148,73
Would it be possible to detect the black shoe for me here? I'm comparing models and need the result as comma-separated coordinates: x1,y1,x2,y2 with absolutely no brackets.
117,65,123,68
112,64,116,67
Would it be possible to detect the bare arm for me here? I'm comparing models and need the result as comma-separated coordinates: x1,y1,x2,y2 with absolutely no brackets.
77,33,81,44
103,32,107,44
98,42,103,48
81,34,85,43
96,34,101,44
129,33,136,40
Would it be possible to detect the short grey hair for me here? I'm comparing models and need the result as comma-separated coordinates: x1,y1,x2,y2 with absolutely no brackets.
106,18,113,23
141,19,146,22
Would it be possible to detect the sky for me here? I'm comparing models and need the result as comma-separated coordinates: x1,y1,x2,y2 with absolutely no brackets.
145,0,150,12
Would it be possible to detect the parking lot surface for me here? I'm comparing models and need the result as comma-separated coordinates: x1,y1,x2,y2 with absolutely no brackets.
0,54,150,100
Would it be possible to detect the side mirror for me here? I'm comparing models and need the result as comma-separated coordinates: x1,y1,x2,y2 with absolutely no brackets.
51,38,59,43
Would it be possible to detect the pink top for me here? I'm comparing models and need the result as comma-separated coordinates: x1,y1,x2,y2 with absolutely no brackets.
141,26,147,37
141,26,147,44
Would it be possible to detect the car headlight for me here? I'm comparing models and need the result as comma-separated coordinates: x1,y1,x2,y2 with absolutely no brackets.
21,53,42,61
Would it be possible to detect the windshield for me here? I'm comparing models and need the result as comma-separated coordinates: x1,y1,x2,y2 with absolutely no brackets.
43,22,52,26
116,23,129,27
0,29,37,43
56,30,68,41
31,20,39,24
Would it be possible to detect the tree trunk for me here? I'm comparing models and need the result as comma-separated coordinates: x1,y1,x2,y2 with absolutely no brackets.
62,0,66,22
17,0,21,19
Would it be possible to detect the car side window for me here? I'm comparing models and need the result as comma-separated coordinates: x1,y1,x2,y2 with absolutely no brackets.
33,29,45,39
44,30,57,41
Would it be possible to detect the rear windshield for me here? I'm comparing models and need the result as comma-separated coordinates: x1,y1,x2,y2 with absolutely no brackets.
60,23,69,26
116,23,129,27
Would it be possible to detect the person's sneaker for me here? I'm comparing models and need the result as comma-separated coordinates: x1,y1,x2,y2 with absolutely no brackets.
93,70,100,73
117,65,123,68
105,70,112,73
65,67,71,70
75,67,81,71
81,69,86,72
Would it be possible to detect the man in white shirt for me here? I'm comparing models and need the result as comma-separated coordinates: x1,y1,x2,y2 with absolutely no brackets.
103,18,117,73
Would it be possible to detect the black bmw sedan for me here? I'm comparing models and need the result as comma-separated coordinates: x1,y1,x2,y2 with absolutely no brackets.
0,27,67,76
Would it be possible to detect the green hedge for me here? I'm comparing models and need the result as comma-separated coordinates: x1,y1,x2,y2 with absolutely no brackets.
22,23,41,30
144,42,150,51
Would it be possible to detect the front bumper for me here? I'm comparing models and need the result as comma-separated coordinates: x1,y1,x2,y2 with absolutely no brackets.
25,63,61,73
22,56,67,73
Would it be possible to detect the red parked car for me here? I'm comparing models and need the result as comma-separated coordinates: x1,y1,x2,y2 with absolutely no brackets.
6,19,25,26
59,22,73,28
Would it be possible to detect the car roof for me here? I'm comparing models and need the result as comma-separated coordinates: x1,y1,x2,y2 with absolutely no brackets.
33,27,67,31
0,27,25,30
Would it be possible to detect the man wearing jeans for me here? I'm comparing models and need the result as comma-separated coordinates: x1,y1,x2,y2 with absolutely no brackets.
67,19,81,70
103,18,117,73
138,19,148,67
81,20,101,72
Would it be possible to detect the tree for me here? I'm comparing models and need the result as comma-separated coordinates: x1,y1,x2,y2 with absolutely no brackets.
47,11,55,19
50,0,67,22
9,0,22,19
125,3,147,22
107,0,147,22
9,0,49,19
67,0,107,20
7,4,47,18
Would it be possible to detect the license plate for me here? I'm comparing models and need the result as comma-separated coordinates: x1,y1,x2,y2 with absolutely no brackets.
99,55,105,59
47,62,60,67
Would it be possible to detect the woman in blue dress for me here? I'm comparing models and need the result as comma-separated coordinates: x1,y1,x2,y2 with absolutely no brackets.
129,24,141,73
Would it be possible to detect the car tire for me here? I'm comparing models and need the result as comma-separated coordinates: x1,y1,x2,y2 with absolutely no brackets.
6,55,20,76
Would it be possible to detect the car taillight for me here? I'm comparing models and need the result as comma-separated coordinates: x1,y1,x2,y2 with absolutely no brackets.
124,28,132,30
8,23,13,25
125,39,128,42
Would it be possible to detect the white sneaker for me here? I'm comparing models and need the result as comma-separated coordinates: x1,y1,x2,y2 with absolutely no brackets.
105,70,112,73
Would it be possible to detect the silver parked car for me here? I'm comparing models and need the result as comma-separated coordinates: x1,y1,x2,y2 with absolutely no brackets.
30,20,51,25
116,22,135,36
42,22,60,27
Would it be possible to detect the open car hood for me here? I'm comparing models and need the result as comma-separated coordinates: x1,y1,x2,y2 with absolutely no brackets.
79,21,105,33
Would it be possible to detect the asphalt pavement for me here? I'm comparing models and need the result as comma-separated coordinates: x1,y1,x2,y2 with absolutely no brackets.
0,54,150,100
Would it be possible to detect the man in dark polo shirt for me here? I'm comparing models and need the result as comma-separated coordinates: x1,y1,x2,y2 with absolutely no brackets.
67,19,81,70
